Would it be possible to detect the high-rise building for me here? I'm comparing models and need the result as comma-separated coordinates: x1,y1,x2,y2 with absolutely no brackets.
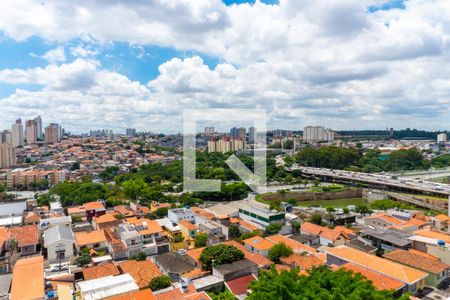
207,137,245,153
237,127,246,141
204,127,215,135
34,115,43,140
25,119,38,144
126,128,137,137
45,123,61,144
437,133,448,143
248,127,256,144
303,126,334,143
0,143,16,168
1,130,12,145
230,127,238,139
11,121,24,147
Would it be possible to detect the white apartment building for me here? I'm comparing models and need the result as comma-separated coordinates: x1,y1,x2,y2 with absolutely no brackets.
303,126,335,143
11,123,24,147
437,133,448,143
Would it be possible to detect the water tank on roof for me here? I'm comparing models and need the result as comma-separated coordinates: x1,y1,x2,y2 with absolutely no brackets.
437,240,445,246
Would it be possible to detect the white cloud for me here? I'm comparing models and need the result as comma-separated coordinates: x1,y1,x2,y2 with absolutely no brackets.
1,0,450,131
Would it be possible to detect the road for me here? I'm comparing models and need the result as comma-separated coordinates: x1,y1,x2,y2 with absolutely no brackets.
288,165,450,197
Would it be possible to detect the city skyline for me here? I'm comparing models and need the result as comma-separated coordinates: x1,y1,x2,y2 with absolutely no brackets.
0,0,450,132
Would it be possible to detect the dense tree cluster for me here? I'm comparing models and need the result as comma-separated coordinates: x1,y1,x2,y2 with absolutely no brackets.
149,275,172,291
199,244,245,270
248,267,410,300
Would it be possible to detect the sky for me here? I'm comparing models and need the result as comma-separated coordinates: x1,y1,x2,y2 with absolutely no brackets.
0,0,449,134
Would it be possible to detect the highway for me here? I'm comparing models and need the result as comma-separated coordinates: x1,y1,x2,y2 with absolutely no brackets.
288,165,450,197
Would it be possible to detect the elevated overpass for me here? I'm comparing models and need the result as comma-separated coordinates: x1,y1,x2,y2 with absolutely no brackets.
289,165,450,197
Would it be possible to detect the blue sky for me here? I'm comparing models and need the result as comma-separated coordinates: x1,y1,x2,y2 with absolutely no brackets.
0,0,449,133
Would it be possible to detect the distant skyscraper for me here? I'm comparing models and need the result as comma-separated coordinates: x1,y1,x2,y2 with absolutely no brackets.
437,133,448,143
237,127,246,141
25,119,38,144
204,127,215,135
11,122,24,147
126,128,137,137
248,127,256,144
45,123,61,144
34,115,43,140
230,127,238,139
0,143,16,168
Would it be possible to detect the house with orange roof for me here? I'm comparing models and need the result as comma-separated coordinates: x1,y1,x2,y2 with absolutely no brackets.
23,211,41,225
74,229,107,251
154,284,211,300
409,229,450,264
325,245,428,293
266,234,317,255
431,214,450,231
0,227,10,273
225,273,257,300
9,224,39,256
104,288,157,300
364,213,405,228
341,263,405,292
224,240,273,269
10,256,45,300
243,236,274,257
114,205,136,217
93,212,123,230
300,222,349,246
120,259,162,289
82,261,120,280
384,249,450,287
179,220,198,240
280,253,324,272
126,218,169,255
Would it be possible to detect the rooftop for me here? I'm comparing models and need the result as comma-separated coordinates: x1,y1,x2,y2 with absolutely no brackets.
243,236,274,251
10,256,44,300
225,274,257,296
9,224,38,247
341,263,405,291
384,249,450,274
75,230,107,247
119,259,162,289
82,262,120,281
266,234,317,254
325,245,428,285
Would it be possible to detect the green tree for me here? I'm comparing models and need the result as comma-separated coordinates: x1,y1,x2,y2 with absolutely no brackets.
131,252,147,261
149,275,172,291
195,232,208,248
228,224,241,239
199,244,245,270
154,207,169,218
76,253,91,267
268,243,293,263
209,289,237,300
264,223,282,236
291,221,300,233
248,267,409,300
122,178,148,200
356,205,371,216
308,214,322,225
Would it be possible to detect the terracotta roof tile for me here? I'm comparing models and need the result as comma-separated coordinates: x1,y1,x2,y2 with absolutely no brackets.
301,222,324,235
120,260,162,289
224,240,272,268
105,289,157,300
179,220,198,231
280,254,324,271
0,227,9,247
414,229,450,244
266,234,316,254
9,225,38,247
341,263,405,291
225,274,256,296
434,214,450,222
384,249,450,274
82,262,120,280
75,230,107,247
10,256,44,300
243,236,274,251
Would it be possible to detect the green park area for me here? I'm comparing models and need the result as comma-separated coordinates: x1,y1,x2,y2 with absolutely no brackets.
294,198,368,208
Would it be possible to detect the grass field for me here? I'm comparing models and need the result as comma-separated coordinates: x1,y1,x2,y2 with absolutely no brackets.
295,198,367,208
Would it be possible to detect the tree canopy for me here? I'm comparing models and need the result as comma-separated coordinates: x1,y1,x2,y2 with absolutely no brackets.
248,267,410,300
268,243,293,263
199,244,245,270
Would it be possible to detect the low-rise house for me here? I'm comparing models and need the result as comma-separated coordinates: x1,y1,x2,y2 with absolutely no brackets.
153,285,211,300
179,220,197,240
119,259,162,289
364,213,405,228
114,205,135,218
225,274,257,300
117,223,143,258
168,208,195,223
104,289,156,300
266,234,317,255
93,213,123,230
384,249,450,287
23,212,40,225
43,224,75,262
82,262,120,281
126,218,169,255
300,222,349,246
212,259,258,281
224,240,273,269
9,224,39,256
345,237,377,254
77,274,139,300
243,236,274,257
325,245,428,294
340,263,405,294
154,252,196,281
39,216,72,231
9,256,45,300
359,226,411,252
74,229,107,252
431,214,450,232
408,229,450,264
280,253,324,273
